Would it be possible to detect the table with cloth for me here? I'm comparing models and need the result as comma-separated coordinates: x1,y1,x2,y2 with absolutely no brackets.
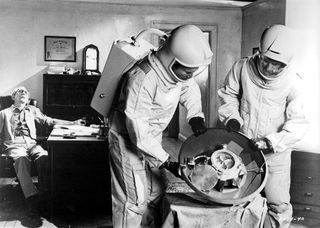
161,180,267,228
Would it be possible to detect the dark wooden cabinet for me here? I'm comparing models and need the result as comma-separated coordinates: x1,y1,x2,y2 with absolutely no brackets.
43,74,111,218
43,74,102,124
291,151,320,227
47,134,111,217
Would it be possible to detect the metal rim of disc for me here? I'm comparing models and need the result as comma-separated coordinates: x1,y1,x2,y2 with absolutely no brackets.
178,127,268,205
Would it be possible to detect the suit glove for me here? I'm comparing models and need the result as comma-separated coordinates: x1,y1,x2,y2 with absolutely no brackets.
189,117,207,137
226,119,240,132
159,157,182,178
250,137,274,154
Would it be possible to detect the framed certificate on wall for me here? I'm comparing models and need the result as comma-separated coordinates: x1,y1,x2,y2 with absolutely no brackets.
44,36,76,62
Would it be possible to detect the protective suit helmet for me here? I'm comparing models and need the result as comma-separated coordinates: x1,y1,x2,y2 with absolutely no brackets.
259,24,294,65
156,25,213,82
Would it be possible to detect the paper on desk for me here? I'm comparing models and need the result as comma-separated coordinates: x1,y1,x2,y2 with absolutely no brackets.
53,125,99,136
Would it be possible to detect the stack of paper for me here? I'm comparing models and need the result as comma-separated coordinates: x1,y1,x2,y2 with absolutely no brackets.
53,125,99,136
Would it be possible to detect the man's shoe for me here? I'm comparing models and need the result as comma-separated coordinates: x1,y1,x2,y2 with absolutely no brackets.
21,213,43,228
22,195,43,227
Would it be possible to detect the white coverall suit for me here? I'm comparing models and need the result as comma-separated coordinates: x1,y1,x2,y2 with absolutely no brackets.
218,54,308,228
108,53,204,228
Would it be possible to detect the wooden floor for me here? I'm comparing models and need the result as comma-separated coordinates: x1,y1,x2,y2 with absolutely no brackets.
0,180,112,228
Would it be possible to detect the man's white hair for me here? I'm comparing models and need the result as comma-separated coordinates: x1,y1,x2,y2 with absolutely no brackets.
11,86,30,100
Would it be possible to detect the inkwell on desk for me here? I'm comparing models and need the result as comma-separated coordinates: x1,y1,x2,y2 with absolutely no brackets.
98,117,109,139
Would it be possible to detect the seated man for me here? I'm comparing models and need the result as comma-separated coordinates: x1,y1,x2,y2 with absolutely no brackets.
0,86,83,226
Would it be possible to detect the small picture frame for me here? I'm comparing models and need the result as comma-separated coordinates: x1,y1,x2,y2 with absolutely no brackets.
44,36,76,62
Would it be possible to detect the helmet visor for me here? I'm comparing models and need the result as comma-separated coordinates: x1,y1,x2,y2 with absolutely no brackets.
170,59,208,81
257,53,287,78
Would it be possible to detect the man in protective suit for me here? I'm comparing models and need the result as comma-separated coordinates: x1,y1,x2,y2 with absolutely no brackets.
108,24,213,228
218,24,309,228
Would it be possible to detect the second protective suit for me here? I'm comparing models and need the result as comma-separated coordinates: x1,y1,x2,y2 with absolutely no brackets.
218,25,308,228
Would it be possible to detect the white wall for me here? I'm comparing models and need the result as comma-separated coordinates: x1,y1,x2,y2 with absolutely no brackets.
286,0,320,152
0,0,242,119
241,0,285,57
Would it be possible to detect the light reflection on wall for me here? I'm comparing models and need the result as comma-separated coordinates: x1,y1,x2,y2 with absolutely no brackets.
293,29,320,152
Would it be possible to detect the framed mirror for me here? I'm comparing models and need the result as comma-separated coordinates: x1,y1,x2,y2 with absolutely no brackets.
82,44,101,75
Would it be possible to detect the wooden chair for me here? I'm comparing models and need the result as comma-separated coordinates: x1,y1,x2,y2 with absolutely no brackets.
0,96,15,180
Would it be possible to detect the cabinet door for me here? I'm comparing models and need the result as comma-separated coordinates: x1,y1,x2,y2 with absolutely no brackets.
50,142,111,216
43,74,102,123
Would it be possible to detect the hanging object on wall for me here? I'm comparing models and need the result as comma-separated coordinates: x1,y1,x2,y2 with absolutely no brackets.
82,44,101,75
44,36,76,62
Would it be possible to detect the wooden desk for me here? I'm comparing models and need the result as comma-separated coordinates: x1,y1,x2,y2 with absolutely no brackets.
47,130,111,218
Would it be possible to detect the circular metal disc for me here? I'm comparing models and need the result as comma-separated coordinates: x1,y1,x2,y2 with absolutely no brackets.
179,127,268,205
189,164,219,191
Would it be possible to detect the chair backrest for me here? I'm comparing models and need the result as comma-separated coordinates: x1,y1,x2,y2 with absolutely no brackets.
0,96,13,111
0,96,13,154
0,96,38,111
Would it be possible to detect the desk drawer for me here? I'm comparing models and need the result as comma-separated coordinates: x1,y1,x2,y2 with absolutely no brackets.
292,203,320,227
52,144,107,162
291,151,320,172
291,216,320,227
290,183,320,206
292,203,320,219
291,169,320,185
